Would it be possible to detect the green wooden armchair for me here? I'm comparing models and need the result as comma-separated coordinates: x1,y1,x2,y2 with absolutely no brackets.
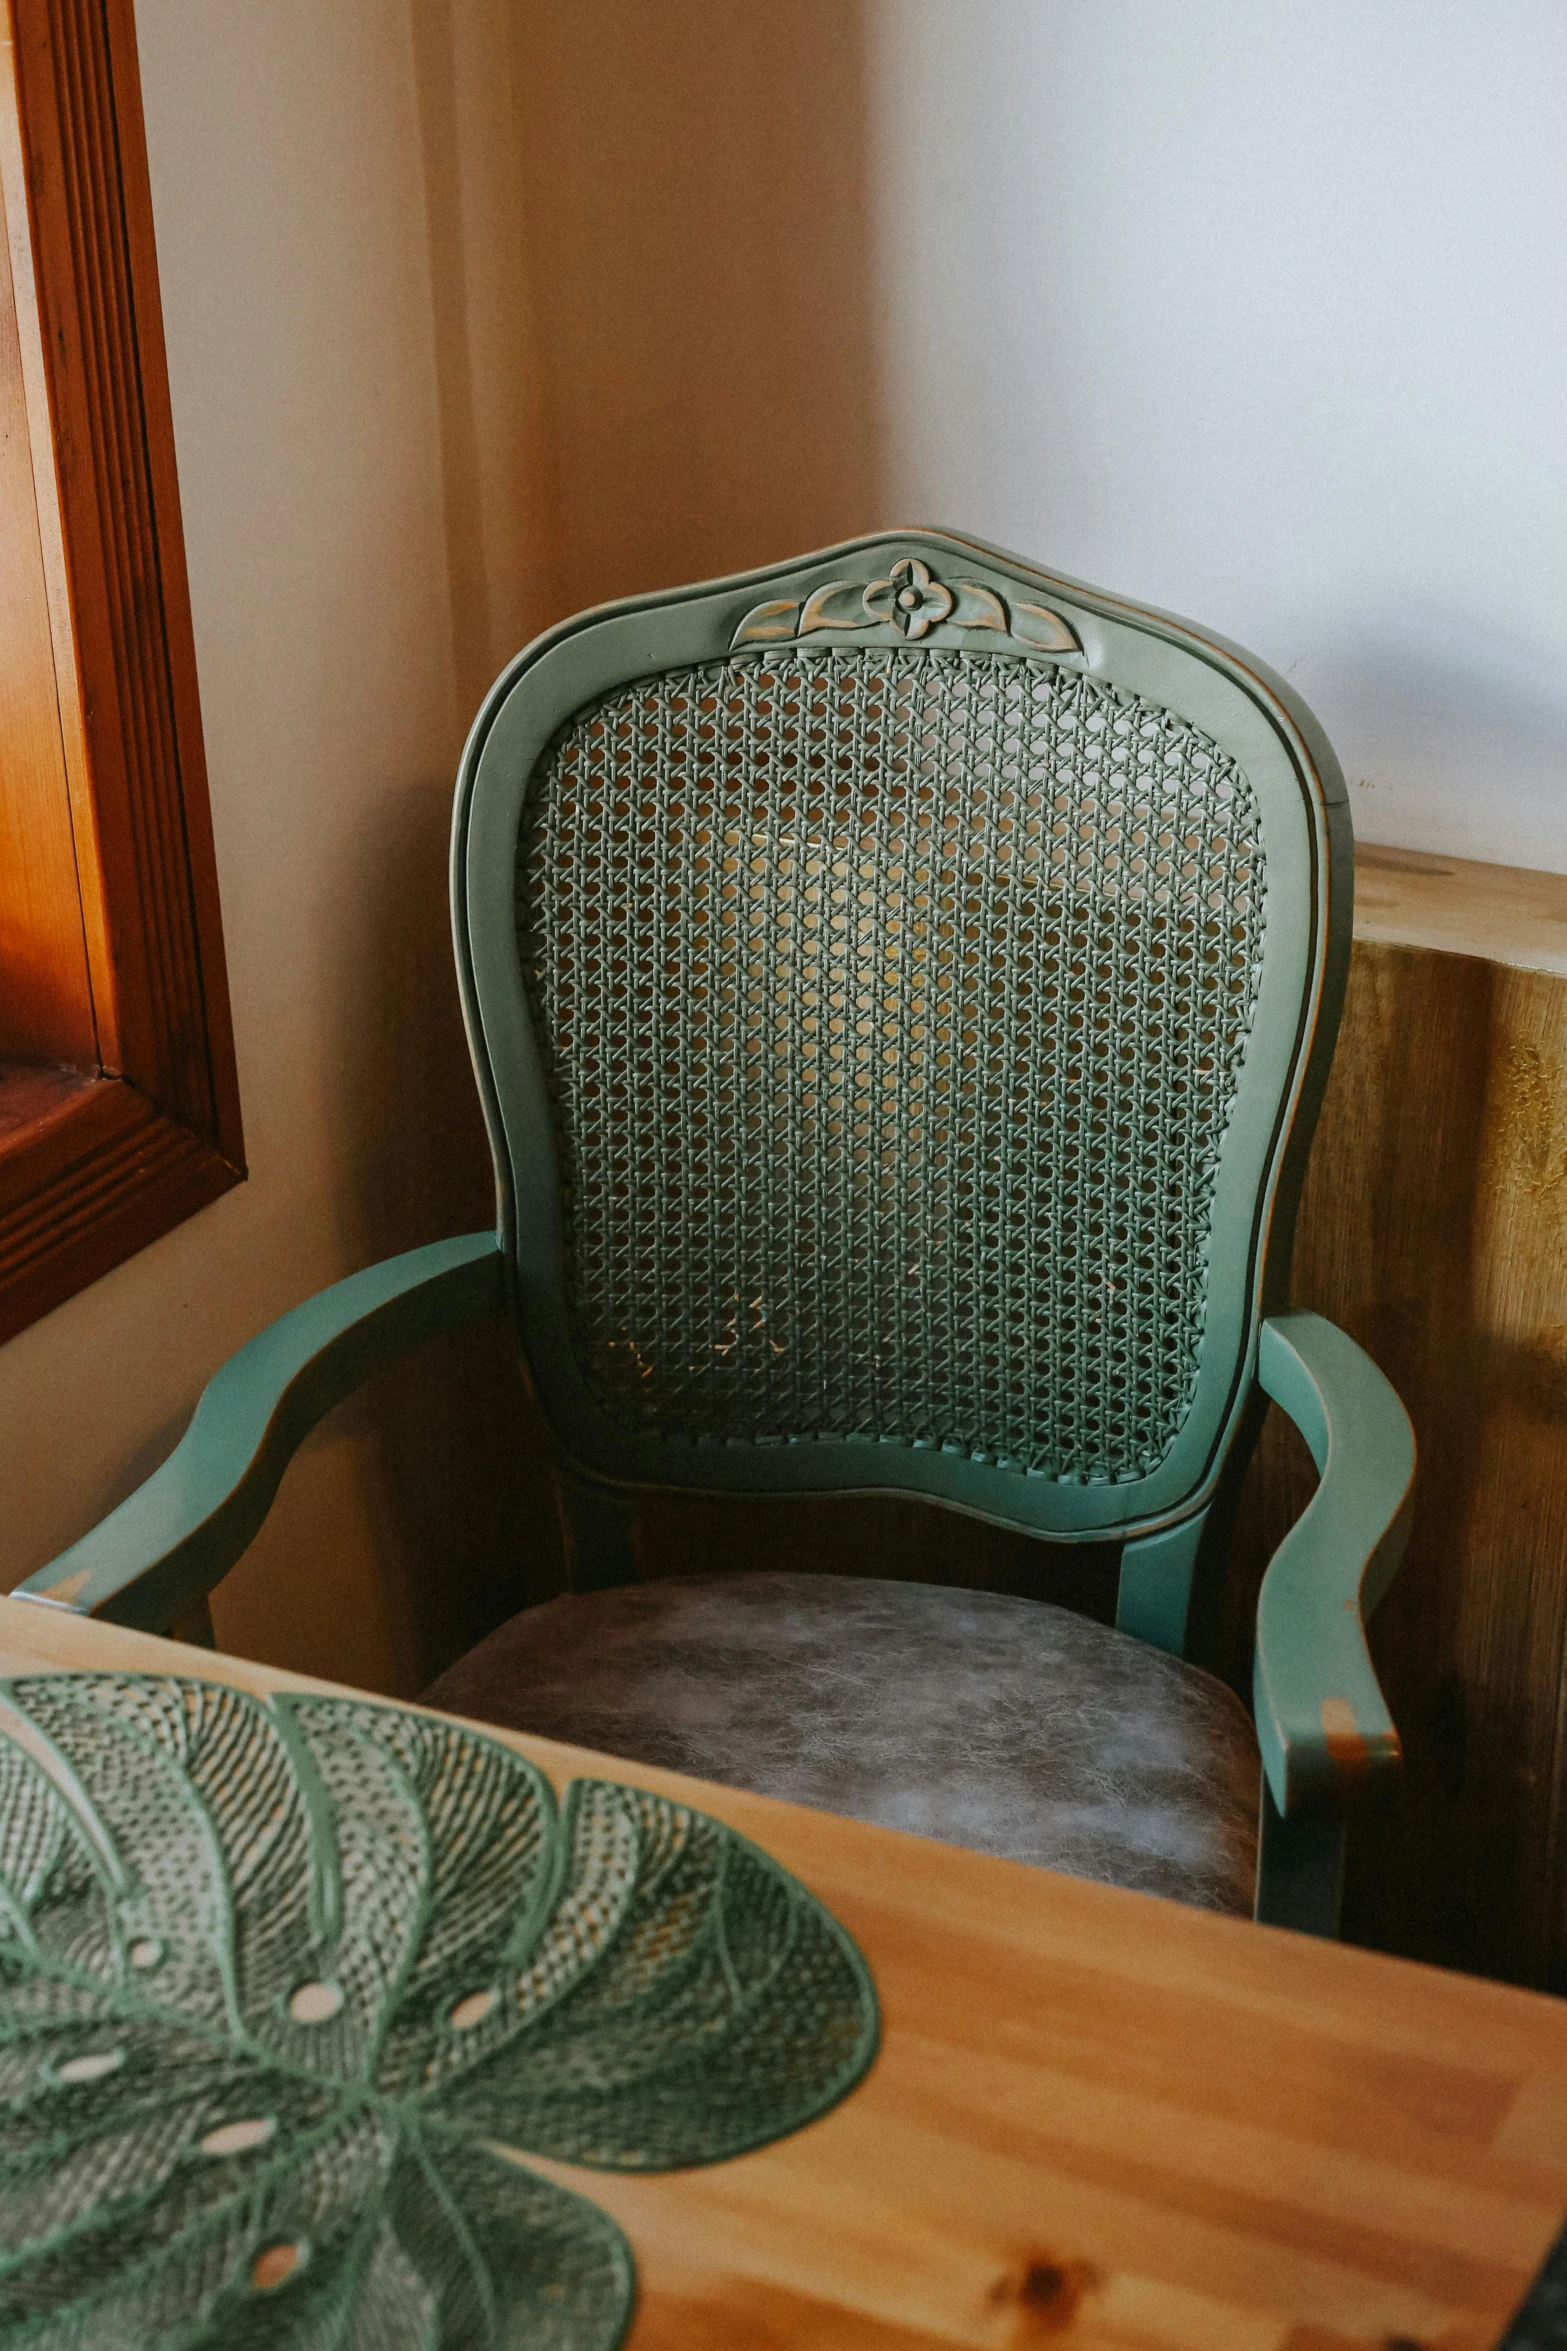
18,532,1414,1937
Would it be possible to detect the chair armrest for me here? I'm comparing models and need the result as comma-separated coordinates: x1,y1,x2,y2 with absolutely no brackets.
1252,1311,1415,1819
14,1232,506,1634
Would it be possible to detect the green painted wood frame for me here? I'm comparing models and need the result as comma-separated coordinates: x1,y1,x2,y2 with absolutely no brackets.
19,532,1416,1936
456,530,1345,1546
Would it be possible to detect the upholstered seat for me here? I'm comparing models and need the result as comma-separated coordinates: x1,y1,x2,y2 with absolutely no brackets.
425,1572,1262,1916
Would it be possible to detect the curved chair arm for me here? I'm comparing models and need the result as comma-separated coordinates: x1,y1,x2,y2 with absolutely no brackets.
14,1233,506,1636
1253,1310,1415,1820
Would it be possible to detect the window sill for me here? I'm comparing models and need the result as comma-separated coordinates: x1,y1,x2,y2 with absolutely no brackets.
0,1067,240,1343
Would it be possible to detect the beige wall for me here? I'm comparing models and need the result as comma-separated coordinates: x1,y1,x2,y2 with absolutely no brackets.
406,0,883,675
2,2,499,1694
507,1,881,615
0,1,882,1692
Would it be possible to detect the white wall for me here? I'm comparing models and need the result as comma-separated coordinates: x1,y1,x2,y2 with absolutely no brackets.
870,0,1567,873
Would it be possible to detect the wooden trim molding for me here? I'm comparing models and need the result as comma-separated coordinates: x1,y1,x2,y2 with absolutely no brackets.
0,0,243,1344
1354,839,1567,977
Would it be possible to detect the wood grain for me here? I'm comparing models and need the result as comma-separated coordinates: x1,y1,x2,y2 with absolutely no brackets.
1,1595,1562,2351
0,130,94,1065
0,1072,232,1338
1223,932,1567,1993
0,1060,93,1141
0,0,243,1339
1356,839,1567,977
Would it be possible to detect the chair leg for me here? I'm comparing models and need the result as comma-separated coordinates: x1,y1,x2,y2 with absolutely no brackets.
1254,1781,1346,1937
169,1595,216,1648
557,1469,639,1592
1116,1511,1206,1657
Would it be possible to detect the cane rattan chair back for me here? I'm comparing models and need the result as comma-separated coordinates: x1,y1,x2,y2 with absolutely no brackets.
456,529,1348,1551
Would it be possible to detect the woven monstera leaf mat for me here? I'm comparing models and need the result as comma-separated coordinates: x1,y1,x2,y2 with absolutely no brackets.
0,1673,879,2349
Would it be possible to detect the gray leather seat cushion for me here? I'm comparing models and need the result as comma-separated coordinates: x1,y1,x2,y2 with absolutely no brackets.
424,1572,1261,1917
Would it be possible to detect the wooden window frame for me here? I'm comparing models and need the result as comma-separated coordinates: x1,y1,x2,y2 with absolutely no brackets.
0,0,243,1346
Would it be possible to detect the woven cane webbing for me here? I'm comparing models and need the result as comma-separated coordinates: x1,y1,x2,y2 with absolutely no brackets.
0,1672,877,2349
518,647,1266,1484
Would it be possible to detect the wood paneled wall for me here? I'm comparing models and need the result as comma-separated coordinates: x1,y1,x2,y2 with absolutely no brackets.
1222,849,1567,1991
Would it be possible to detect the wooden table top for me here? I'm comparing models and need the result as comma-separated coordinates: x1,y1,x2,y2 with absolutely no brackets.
2,1594,1562,2351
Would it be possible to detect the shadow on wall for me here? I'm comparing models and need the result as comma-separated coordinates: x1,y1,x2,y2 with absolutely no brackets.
411,0,886,702
322,776,565,1691
516,0,885,613
1320,614,1567,866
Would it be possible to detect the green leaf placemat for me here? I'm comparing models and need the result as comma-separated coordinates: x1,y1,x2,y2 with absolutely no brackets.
0,1672,879,2348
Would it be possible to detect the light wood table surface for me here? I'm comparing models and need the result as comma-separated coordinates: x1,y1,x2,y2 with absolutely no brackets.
3,1595,1563,2351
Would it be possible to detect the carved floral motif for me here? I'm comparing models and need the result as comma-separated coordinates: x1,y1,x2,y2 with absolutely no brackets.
863,556,953,638
733,551,1080,655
